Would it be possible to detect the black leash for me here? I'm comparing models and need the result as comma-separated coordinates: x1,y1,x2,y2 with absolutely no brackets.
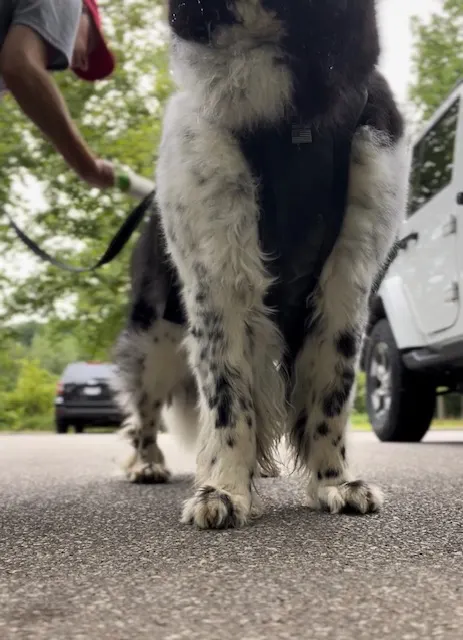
4,191,155,273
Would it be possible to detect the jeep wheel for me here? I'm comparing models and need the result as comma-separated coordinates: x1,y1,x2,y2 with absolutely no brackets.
56,418,68,434
365,319,436,442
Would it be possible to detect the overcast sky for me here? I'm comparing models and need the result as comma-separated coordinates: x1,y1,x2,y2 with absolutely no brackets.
377,0,439,105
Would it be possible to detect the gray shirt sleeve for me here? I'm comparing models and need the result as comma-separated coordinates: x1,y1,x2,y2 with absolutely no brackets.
10,0,83,71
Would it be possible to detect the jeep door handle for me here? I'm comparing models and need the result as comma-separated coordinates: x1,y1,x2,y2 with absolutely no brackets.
397,231,419,250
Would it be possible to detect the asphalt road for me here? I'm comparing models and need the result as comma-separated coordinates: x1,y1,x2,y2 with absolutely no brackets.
1,430,462,640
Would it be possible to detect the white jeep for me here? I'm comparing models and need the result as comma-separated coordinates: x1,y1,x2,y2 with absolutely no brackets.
363,78,463,442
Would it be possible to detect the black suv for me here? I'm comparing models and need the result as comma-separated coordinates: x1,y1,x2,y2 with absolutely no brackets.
55,362,124,433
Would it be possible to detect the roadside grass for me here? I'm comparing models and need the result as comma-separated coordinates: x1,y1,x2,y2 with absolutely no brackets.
0,424,117,433
351,413,463,431
2,414,463,433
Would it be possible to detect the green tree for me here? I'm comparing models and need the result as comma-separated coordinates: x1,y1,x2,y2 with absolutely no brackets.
409,0,463,120
29,323,81,374
0,0,172,358
0,332,26,392
0,358,57,430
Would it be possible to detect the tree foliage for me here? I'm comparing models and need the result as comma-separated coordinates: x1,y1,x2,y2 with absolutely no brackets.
0,358,57,430
409,0,463,120
0,0,172,357
0,323,85,429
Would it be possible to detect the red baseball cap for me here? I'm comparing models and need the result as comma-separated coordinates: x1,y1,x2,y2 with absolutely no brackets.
73,0,115,81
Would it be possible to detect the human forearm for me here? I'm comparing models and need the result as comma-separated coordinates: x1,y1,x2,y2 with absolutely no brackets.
4,62,97,180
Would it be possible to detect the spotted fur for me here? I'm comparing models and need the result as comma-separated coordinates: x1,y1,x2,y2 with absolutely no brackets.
112,0,407,528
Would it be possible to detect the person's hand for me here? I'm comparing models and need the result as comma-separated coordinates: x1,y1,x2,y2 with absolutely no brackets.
80,158,115,189
71,45,88,73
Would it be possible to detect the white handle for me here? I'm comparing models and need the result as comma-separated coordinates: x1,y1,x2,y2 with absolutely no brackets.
114,166,155,199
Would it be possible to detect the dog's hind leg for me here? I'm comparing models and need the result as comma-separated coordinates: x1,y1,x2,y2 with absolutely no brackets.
289,121,407,513
113,319,189,483
156,100,286,528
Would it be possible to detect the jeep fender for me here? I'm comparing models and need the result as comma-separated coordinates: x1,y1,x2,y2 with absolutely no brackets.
376,276,427,350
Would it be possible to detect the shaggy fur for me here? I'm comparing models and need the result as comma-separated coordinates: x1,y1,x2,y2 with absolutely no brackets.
112,0,407,528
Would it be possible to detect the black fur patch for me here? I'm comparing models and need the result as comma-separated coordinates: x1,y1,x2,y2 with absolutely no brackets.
196,486,238,529
336,330,358,359
215,493,237,529
169,0,237,43
292,409,308,456
316,422,330,437
213,376,234,428
360,71,404,144
264,1,378,118
197,485,215,499
191,326,203,339
131,298,156,331
142,435,155,449
323,366,355,417
323,390,346,418
342,480,376,513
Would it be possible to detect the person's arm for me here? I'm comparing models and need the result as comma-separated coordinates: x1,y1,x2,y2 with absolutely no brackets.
0,24,113,188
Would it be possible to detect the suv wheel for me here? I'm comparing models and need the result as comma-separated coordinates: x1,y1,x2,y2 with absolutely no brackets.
56,418,68,434
365,318,436,442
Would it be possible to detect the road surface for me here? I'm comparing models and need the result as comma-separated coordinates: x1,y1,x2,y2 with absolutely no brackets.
1,430,462,639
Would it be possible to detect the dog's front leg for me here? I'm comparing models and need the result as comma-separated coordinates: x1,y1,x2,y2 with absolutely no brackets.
179,283,262,529
289,124,407,513
156,96,271,528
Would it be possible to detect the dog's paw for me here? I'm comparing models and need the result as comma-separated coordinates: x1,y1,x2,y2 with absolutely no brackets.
181,486,252,529
126,462,171,484
309,480,383,514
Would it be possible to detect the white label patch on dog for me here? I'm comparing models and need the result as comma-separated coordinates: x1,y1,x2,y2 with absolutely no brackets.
291,123,313,144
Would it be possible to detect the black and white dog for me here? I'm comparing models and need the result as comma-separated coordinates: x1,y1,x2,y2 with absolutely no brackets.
113,0,407,528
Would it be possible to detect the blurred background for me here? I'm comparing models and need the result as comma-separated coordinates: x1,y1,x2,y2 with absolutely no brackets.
0,0,461,433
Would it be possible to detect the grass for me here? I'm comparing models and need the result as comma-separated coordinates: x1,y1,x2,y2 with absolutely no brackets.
1,414,463,433
351,413,463,431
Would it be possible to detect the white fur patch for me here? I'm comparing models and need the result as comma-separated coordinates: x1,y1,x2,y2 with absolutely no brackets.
169,0,293,130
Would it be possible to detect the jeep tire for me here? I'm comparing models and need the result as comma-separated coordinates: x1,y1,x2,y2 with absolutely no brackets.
365,318,436,442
